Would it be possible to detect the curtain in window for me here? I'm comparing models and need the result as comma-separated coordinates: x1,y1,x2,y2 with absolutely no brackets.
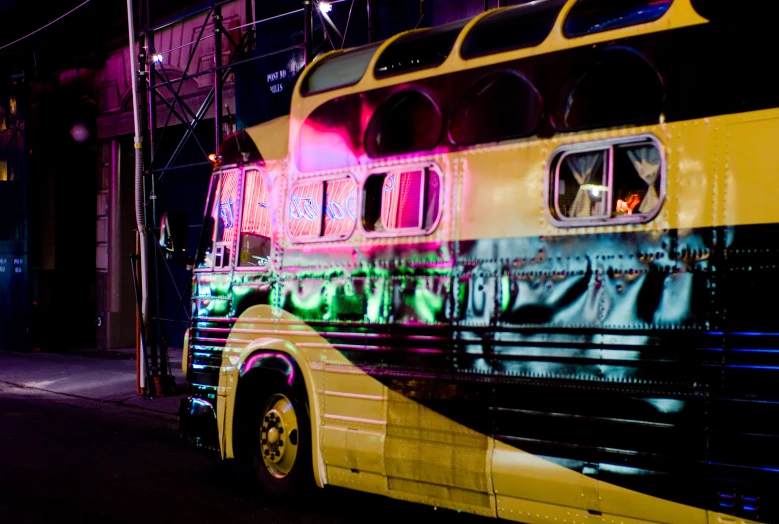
566,153,602,218
627,146,661,214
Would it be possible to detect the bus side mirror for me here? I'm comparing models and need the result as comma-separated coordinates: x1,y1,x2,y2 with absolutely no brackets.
159,211,189,262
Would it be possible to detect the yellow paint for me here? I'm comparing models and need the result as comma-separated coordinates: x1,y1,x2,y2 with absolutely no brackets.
212,306,767,523
181,328,189,376
207,2,774,521
245,114,290,163
288,0,707,143
725,115,779,227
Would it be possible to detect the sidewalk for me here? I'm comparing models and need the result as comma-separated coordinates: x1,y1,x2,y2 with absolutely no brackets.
0,347,188,416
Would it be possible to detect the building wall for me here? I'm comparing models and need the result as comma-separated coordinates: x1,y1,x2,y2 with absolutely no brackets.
0,82,29,351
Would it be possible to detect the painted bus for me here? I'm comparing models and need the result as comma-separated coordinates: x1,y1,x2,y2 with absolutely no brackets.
176,0,779,522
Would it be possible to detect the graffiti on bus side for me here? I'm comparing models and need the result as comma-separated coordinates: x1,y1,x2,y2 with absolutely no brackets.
288,189,357,222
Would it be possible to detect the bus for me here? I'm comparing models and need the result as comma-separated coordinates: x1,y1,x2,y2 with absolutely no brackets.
176,0,779,522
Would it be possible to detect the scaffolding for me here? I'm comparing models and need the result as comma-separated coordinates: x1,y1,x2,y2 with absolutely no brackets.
125,0,366,396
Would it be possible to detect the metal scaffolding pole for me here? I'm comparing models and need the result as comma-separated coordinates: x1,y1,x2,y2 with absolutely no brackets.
124,0,320,397
214,5,224,149
144,0,164,391
126,0,148,392
304,0,313,64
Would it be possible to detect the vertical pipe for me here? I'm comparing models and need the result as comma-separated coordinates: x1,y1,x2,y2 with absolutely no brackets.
366,0,374,43
214,5,224,149
126,0,148,391
484,0,490,11
141,0,160,384
303,0,313,64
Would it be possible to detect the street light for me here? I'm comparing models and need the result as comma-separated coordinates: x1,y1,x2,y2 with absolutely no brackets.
318,1,332,14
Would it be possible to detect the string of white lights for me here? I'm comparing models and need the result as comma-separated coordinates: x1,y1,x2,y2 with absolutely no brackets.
0,0,91,52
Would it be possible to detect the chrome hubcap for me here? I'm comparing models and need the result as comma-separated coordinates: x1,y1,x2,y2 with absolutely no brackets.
259,394,299,478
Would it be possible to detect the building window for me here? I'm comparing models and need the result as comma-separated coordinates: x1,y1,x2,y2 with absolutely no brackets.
0,160,8,182
239,169,272,268
286,175,357,242
363,166,442,235
548,135,664,226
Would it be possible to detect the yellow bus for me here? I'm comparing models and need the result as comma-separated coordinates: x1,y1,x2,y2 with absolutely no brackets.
177,1,777,522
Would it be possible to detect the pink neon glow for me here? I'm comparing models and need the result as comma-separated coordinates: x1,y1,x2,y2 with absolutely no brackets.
288,182,324,237
382,170,423,230
295,125,359,172
243,352,295,386
241,170,272,238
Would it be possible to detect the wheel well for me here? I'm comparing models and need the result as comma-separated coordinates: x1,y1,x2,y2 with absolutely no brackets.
232,352,309,460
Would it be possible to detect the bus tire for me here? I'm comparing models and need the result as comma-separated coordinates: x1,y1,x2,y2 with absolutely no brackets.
247,367,313,497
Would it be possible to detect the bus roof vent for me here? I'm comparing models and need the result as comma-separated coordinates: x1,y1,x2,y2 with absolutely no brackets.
461,0,566,60
374,18,469,79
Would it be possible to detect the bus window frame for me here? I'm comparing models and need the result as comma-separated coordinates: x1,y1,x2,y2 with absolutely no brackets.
561,0,675,40
545,134,666,228
235,165,274,273
364,89,444,159
193,166,243,273
285,173,358,245
360,162,444,239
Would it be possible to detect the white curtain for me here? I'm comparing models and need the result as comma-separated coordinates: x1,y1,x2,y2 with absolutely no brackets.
566,153,603,218
627,146,661,214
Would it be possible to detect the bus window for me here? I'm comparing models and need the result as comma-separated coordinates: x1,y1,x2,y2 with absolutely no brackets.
450,71,542,145
563,0,673,38
364,90,442,158
554,150,609,219
195,175,219,270
300,42,382,96
288,182,324,238
196,169,240,270
460,0,566,60
239,169,272,268
363,167,441,235
553,48,664,132
613,142,662,217
286,176,357,242
548,136,664,226
374,18,468,79
323,178,358,238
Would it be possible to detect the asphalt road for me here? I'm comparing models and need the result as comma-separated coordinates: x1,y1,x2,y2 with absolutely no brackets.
0,377,492,524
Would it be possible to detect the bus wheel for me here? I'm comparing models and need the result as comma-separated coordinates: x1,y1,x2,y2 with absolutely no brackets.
250,371,312,496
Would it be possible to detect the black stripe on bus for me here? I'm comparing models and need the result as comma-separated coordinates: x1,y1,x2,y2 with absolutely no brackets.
267,222,779,520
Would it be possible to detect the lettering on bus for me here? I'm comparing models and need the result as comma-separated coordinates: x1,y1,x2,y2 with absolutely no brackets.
289,190,357,222
288,178,358,238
